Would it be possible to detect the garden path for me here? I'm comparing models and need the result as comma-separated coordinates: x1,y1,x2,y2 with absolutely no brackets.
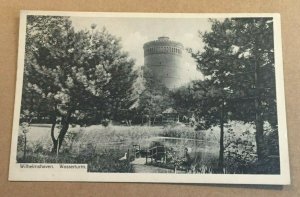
131,158,184,173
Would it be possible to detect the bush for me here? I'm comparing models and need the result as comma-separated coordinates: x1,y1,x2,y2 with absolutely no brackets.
102,119,110,127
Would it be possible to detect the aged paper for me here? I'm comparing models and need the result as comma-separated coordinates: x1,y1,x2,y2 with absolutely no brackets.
9,11,290,184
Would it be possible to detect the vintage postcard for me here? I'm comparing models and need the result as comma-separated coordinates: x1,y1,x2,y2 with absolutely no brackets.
9,11,290,184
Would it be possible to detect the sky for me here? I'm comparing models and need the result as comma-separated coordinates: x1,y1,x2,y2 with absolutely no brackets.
70,16,214,82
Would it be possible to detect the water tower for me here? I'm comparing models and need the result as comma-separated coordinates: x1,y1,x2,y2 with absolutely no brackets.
143,36,184,89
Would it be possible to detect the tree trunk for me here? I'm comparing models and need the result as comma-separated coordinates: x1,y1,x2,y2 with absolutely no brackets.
254,58,266,162
255,116,265,162
23,134,27,161
51,122,58,153
148,116,151,126
50,110,58,153
218,100,225,171
112,101,120,121
254,91,265,162
57,110,72,150
51,109,72,153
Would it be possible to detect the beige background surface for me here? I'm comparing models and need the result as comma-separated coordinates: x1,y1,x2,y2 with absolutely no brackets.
0,0,299,196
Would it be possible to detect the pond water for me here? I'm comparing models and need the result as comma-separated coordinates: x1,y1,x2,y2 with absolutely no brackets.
22,125,220,164
91,136,220,163
147,136,219,159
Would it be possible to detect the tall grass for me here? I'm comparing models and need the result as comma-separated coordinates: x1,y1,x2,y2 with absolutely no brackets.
17,125,167,172
16,122,276,174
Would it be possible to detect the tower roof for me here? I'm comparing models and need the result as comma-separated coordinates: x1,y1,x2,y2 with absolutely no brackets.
143,36,184,49
162,108,178,114
158,36,170,41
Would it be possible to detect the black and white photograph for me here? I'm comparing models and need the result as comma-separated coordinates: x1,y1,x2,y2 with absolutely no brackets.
9,11,290,184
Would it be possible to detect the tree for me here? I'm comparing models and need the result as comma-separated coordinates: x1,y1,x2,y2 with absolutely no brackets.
137,66,173,125
172,79,230,170
23,16,137,153
23,15,78,152
231,18,277,164
84,27,138,123
191,18,277,167
171,82,196,119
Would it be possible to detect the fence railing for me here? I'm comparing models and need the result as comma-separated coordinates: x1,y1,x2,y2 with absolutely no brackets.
132,144,140,158
146,145,167,164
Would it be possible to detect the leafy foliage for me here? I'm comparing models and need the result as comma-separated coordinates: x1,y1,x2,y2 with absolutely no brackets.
22,16,137,152
172,18,279,170
137,66,173,125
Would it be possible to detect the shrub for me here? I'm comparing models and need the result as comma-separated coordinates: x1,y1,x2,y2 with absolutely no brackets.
102,119,110,127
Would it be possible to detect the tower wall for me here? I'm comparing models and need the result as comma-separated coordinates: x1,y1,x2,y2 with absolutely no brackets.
143,37,184,89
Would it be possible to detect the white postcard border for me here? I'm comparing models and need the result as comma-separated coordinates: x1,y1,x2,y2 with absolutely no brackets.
9,11,290,185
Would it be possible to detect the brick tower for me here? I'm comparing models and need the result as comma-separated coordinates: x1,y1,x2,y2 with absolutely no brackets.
143,36,184,89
